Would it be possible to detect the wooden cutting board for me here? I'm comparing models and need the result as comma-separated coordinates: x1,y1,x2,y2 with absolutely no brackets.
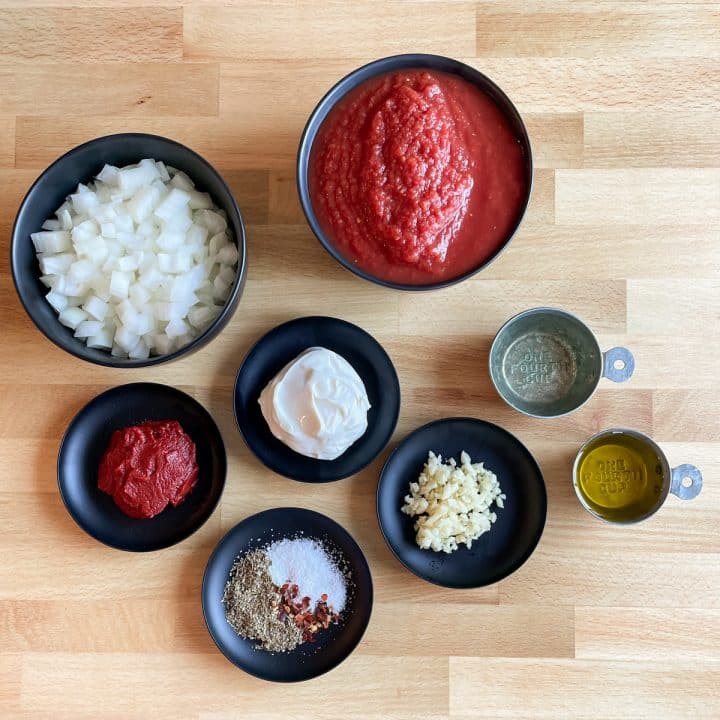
1,1,719,717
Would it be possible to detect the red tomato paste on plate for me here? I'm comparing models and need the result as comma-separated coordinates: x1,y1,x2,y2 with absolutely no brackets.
98,420,199,519
309,69,528,285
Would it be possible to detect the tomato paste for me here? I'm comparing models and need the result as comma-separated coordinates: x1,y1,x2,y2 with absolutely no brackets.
98,420,199,519
309,69,528,285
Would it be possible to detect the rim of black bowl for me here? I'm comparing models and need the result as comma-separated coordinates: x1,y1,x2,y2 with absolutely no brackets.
232,315,401,482
296,53,534,292
10,132,248,368
376,416,547,588
201,507,374,682
56,382,227,551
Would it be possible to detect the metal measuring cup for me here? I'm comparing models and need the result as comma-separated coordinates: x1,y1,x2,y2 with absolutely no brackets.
489,307,634,418
572,428,703,524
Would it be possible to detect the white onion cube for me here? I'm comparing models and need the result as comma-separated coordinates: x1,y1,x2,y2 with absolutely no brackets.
58,306,88,330
153,334,173,355
39,253,74,275
135,314,154,336
155,161,170,182
70,191,99,215
161,211,193,233
129,284,151,309
87,329,114,350
138,267,164,290
127,185,161,223
188,305,219,330
69,259,96,283
109,271,131,299
154,188,191,222
31,231,71,254
46,290,68,313
82,295,109,321
195,210,227,236
117,255,139,272
170,171,194,191
128,339,150,360
54,275,84,297
118,160,159,195
216,243,239,266
101,222,117,238
156,231,184,250
208,232,228,256
114,213,134,233
96,164,120,186
212,275,229,299
74,320,104,338
58,208,73,231
165,318,189,338
187,190,212,210
114,326,140,353
218,266,236,286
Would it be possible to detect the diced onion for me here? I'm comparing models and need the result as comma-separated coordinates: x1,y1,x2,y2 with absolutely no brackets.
34,159,239,358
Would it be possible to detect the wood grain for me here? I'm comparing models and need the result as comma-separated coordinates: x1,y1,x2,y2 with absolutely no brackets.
584,111,720,168
475,3,720,58
575,607,720,661
0,63,219,116
555,169,720,225
184,3,476,60
464,56,720,112
0,8,183,62
1,1,719,718
449,657,720,719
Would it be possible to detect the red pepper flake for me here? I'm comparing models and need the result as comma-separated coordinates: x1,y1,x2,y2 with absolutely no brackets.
276,584,341,643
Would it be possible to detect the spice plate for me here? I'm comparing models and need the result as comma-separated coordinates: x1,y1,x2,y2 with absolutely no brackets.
233,316,400,482
202,507,373,682
57,382,226,551
377,417,546,588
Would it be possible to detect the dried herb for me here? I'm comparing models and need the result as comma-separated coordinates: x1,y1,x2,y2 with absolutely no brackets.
222,550,302,652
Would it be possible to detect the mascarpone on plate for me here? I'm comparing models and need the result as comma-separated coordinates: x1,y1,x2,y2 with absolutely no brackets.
258,347,371,460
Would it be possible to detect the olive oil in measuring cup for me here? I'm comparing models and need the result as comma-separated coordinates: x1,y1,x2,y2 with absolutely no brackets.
574,431,664,522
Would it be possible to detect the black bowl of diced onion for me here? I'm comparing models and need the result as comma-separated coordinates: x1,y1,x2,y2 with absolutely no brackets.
10,133,247,367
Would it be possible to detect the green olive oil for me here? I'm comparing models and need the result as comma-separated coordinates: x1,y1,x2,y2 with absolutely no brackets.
575,432,665,522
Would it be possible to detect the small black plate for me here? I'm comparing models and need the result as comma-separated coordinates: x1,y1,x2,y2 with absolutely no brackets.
234,316,400,482
57,382,226,551
377,417,546,588
202,507,373,682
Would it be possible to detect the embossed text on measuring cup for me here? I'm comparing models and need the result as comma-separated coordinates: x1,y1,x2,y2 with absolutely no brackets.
503,333,577,402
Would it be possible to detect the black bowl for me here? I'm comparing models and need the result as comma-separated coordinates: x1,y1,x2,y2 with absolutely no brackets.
377,417,546,588
297,53,533,291
234,316,400,482
202,507,373,682
57,382,226,551
11,133,247,368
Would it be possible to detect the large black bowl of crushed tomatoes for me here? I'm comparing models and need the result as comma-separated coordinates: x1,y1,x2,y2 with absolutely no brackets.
297,54,533,291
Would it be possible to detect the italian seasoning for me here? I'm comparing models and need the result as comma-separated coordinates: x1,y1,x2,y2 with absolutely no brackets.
222,550,302,652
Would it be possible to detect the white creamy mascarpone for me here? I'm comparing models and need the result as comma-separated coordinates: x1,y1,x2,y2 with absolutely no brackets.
258,347,371,460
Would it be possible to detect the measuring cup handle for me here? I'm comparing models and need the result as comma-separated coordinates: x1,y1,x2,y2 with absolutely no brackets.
671,464,703,500
602,347,635,383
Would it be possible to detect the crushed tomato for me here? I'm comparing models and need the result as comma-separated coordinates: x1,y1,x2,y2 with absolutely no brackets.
309,69,528,285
